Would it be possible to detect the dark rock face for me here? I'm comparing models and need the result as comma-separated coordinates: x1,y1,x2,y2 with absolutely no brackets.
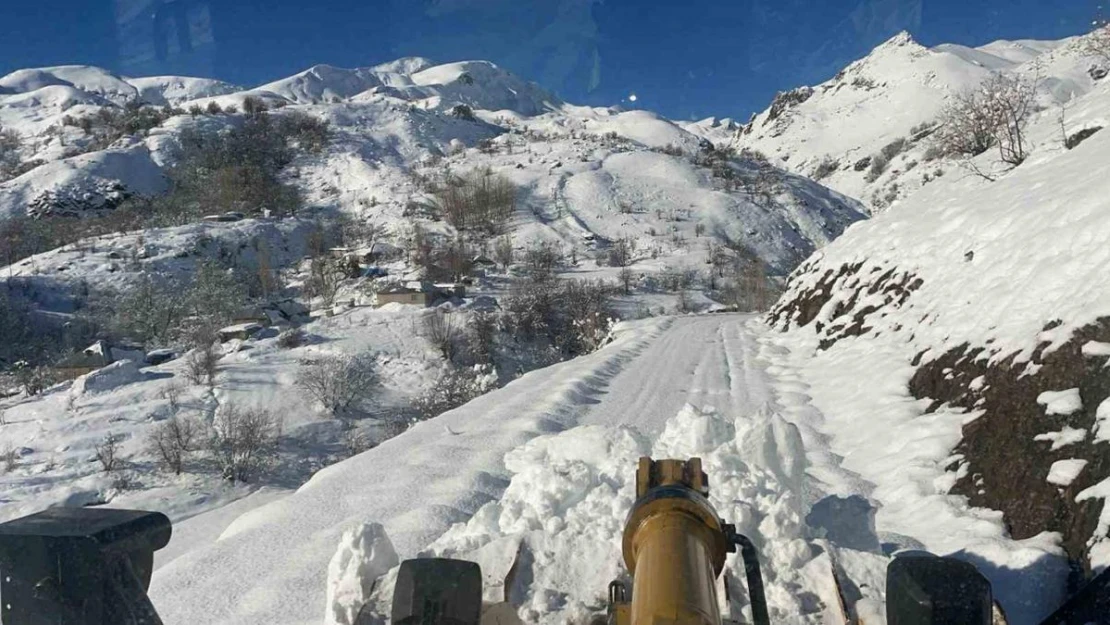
764,86,814,125
910,321,1110,578
26,180,131,219
771,259,1110,580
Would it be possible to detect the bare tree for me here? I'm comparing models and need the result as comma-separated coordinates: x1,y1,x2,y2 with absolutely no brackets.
184,339,221,388
242,95,269,117
306,256,343,307
440,238,474,282
208,404,281,482
147,416,199,474
1081,22,1110,65
618,266,635,294
608,237,635,267
115,274,186,347
2,444,18,473
95,433,123,472
983,73,1037,166
423,310,460,362
493,234,514,272
936,72,1037,167
523,241,561,282
466,311,497,364
434,168,516,234
296,353,379,417
255,239,278,300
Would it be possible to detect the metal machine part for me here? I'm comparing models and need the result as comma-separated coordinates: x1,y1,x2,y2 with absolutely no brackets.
391,558,483,625
886,555,993,625
611,457,770,625
0,507,171,625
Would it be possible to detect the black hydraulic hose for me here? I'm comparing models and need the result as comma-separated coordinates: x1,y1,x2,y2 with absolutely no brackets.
731,533,771,625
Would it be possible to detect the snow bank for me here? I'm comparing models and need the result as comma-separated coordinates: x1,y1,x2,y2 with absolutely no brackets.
148,319,668,625
71,360,144,395
325,522,398,625
1033,427,1087,451
1047,459,1088,487
1037,389,1083,416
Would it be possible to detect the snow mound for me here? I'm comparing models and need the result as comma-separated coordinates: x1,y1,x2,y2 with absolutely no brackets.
424,424,648,622
127,75,243,106
1037,389,1083,416
0,66,138,103
0,144,167,219
325,522,398,625
72,360,144,395
408,60,561,115
256,65,389,104
1047,459,1088,487
371,57,436,75
1033,426,1087,451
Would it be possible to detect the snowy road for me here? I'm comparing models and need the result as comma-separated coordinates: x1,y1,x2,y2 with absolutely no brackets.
149,315,917,624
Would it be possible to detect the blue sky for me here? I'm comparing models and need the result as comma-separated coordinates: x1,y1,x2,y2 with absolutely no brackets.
0,0,1099,120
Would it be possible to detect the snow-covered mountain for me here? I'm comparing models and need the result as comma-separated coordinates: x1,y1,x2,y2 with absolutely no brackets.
0,58,863,271
706,31,1103,212
768,32,1110,614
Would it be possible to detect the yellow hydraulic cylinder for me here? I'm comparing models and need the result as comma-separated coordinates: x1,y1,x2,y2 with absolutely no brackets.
618,457,731,625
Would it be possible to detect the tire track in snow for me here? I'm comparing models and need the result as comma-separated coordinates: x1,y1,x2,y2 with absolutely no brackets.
150,317,674,625
412,315,888,625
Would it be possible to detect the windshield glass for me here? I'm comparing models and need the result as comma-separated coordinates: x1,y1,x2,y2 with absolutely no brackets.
1,2,1107,625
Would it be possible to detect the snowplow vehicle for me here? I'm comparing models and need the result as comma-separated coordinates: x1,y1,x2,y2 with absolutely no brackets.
0,457,1107,625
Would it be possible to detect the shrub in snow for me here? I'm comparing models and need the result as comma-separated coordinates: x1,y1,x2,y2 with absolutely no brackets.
1081,23,1110,65
324,523,398,625
184,340,221,388
94,433,123,472
296,353,379,417
493,234,514,272
618,266,635,294
450,104,475,121
114,274,187,347
433,168,516,234
811,156,839,181
880,137,909,161
864,154,888,182
423,310,460,362
275,111,330,153
937,73,1036,166
147,416,200,474
2,444,18,473
607,237,635,268
466,311,497,365
208,404,281,482
277,327,307,349
12,361,55,396
1065,126,1103,150
305,256,344,307
242,95,269,117
341,426,374,458
416,364,499,419
560,279,615,354
522,241,561,283
0,124,23,181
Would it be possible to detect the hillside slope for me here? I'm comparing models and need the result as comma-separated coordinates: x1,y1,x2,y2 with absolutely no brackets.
769,67,1110,582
